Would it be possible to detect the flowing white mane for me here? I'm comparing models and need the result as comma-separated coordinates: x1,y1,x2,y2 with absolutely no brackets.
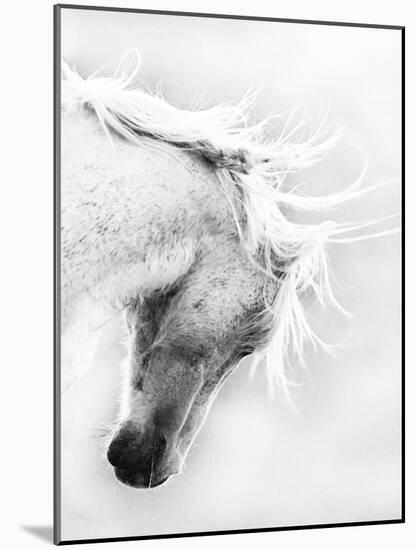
62,51,399,399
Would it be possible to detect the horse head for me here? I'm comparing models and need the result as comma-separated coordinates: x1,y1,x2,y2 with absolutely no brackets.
107,239,274,488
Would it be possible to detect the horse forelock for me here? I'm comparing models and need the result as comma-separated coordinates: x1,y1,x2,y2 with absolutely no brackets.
61,50,400,399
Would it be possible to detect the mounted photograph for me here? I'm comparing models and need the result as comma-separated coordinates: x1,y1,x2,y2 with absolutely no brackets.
54,4,404,545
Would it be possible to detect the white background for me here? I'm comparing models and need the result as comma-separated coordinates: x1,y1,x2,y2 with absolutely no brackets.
0,0,411,549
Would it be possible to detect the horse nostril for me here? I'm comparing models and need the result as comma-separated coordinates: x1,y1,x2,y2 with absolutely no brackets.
107,426,142,470
107,426,168,472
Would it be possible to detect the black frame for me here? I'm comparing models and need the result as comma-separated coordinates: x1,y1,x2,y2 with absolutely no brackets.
53,4,405,545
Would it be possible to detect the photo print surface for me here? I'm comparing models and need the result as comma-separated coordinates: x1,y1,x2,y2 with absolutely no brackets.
55,5,403,544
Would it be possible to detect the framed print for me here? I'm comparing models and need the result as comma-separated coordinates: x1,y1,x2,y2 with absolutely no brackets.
54,4,404,545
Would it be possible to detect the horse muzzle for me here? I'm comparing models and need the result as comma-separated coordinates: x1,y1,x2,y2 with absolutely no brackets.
113,467,171,489
106,421,179,489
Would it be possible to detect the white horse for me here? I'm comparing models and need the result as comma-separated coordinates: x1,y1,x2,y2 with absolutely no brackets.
60,52,398,489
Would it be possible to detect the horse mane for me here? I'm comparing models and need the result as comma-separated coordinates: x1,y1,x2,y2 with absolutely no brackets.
61,50,399,399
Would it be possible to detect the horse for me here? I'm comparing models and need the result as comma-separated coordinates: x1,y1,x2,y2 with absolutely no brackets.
60,51,398,489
